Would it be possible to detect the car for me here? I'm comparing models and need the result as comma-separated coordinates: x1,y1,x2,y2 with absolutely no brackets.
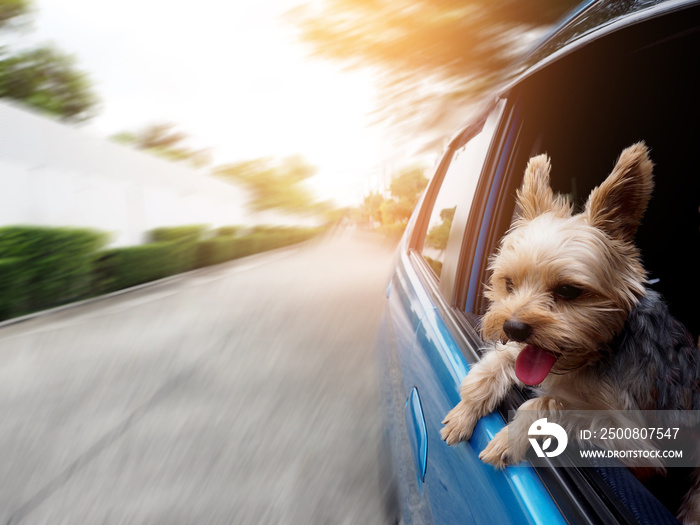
376,0,700,523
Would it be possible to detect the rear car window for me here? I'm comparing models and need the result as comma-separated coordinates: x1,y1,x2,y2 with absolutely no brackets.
417,109,502,283
418,148,466,278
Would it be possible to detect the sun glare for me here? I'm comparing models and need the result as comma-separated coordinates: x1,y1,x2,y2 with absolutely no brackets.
35,0,388,207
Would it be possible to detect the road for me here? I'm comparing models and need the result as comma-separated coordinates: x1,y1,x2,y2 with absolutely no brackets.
0,231,397,524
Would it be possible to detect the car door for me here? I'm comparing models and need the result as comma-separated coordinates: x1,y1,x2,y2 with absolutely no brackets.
383,99,565,524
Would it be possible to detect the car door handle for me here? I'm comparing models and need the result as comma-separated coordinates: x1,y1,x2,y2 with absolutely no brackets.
405,387,428,485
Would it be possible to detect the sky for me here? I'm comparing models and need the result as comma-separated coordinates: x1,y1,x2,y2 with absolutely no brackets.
29,0,395,206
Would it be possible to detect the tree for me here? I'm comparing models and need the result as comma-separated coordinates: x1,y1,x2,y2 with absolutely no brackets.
291,0,579,134
358,191,385,226
357,165,428,237
111,123,211,168
0,46,98,122
425,206,456,251
215,155,322,216
389,167,428,210
0,0,30,28
0,0,98,122
382,166,429,225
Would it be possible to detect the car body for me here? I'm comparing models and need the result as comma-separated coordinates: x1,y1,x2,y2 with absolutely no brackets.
377,1,700,523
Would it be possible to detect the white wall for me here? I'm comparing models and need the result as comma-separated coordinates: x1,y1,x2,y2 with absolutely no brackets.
0,101,256,247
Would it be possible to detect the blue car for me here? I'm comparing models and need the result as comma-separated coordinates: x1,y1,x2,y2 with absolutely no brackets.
377,0,700,523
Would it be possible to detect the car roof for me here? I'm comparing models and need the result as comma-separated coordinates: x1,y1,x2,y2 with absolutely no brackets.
510,0,699,90
446,0,700,149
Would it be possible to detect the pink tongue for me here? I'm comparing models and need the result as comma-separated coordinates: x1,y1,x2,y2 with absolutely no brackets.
515,345,556,386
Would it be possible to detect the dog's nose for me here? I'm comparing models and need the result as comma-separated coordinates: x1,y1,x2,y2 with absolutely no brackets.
503,320,532,342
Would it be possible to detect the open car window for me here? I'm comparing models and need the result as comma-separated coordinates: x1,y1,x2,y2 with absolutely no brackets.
471,16,700,344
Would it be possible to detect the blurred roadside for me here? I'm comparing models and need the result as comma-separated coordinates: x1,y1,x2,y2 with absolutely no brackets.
0,229,396,524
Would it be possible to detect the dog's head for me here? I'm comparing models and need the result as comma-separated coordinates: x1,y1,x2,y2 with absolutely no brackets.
481,143,654,385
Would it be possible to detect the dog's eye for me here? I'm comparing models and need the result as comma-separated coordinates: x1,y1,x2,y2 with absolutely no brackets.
505,278,514,294
554,285,582,300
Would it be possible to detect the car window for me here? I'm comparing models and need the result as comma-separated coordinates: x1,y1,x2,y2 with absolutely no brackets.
417,107,503,283
418,148,463,279
471,29,700,341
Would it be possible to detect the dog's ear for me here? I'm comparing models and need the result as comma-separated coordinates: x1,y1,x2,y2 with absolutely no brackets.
584,142,654,242
517,154,568,220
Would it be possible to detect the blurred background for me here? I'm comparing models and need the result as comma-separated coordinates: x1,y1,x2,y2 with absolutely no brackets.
0,0,580,523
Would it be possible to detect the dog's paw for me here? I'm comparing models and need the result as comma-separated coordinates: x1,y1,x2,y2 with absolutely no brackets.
479,429,511,468
441,404,478,445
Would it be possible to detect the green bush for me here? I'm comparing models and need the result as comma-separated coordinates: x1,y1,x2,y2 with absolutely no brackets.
149,225,208,243
96,225,322,294
196,237,236,267
232,234,262,258
193,226,324,268
0,226,108,312
216,226,243,237
148,225,207,272
0,223,324,321
95,241,186,293
0,257,31,320
234,226,323,255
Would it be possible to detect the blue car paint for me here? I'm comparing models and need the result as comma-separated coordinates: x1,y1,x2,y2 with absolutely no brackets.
384,243,566,524
379,277,435,523
406,387,428,486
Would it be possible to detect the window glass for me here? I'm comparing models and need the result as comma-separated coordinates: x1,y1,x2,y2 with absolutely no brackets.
419,119,496,280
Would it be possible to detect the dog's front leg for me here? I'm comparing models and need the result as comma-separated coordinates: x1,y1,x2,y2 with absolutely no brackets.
441,344,518,445
479,396,565,468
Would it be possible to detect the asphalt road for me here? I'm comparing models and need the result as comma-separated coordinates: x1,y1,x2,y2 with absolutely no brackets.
0,230,397,524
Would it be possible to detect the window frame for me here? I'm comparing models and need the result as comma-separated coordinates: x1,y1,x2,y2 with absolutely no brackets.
408,100,506,308
408,113,487,255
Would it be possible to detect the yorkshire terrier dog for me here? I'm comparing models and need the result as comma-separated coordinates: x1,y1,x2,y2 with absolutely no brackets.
440,143,700,523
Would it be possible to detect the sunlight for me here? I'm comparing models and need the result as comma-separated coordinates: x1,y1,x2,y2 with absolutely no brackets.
34,0,388,207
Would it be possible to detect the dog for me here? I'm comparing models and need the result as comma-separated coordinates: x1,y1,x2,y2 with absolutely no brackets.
440,143,700,523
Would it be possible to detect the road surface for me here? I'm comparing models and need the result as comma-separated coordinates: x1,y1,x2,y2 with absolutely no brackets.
0,230,397,524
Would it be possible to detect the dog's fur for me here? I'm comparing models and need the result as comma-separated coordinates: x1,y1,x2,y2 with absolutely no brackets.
440,143,700,523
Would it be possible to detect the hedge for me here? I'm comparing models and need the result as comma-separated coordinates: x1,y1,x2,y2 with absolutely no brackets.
95,241,190,294
149,225,207,243
149,225,208,272
195,226,323,267
196,237,236,267
216,226,243,237
0,226,108,316
0,257,30,319
0,223,324,321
